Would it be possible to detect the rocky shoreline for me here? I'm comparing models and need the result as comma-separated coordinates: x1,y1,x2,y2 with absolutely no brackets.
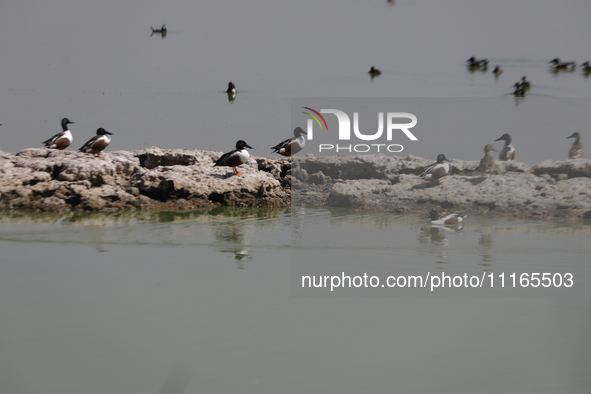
1,149,591,219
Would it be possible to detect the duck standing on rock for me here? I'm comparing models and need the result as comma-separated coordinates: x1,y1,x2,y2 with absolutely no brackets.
420,154,450,186
271,127,307,157
78,128,112,158
214,140,253,177
495,133,515,161
567,132,584,159
477,144,497,173
42,118,75,150
422,209,467,225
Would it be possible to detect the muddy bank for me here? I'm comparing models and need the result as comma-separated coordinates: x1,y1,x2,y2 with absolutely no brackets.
1,149,590,219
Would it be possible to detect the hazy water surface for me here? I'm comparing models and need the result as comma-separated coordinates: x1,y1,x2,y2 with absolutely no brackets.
1,208,591,393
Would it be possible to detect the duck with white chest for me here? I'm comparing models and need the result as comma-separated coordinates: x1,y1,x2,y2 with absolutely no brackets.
78,128,113,158
271,127,307,157
214,140,253,177
419,154,450,186
422,209,467,225
495,133,515,161
42,118,75,150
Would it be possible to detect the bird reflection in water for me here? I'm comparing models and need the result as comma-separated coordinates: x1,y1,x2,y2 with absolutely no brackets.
418,224,464,262
215,225,251,269
478,233,493,268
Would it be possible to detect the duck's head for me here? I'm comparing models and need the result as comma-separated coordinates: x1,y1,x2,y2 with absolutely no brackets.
484,144,497,154
61,118,75,127
582,62,590,67
294,127,307,137
521,76,528,81
495,134,512,144
436,154,449,163
549,58,560,64
236,140,253,150
567,132,581,140
466,57,476,63
97,128,112,136
162,24,167,31
422,209,439,220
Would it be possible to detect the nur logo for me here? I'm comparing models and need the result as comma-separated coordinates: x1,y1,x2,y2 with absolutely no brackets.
301,107,418,153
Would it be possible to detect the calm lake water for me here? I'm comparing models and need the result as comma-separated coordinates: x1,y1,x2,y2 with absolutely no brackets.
2,0,591,393
1,208,591,393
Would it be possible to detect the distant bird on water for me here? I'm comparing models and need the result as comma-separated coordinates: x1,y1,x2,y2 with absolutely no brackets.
42,118,75,150
512,82,526,96
477,144,497,173
466,57,488,67
567,132,584,159
423,209,467,225
78,128,112,158
420,154,450,186
150,24,167,38
271,127,307,157
226,82,236,101
581,62,591,73
520,76,531,89
369,66,381,79
495,133,515,161
214,140,253,177
493,66,503,76
549,58,576,70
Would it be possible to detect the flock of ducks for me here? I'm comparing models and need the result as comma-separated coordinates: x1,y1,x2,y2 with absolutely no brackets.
418,128,584,225
41,118,113,159
31,35,588,219
37,116,308,176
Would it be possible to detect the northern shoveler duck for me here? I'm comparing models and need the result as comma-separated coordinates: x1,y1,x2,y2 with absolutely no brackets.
271,127,307,157
549,58,576,70
477,144,497,173
78,128,112,158
420,154,450,186
369,66,381,79
512,82,526,96
520,76,531,89
150,24,167,36
581,62,591,72
495,133,515,161
422,209,467,225
42,118,75,150
567,132,584,159
214,140,253,176
466,57,489,67
493,66,503,76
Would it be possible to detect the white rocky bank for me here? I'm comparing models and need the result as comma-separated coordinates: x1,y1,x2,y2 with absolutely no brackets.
1,149,591,219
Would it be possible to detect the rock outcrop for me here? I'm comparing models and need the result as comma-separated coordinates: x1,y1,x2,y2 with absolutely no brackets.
0,148,290,211
2,149,590,219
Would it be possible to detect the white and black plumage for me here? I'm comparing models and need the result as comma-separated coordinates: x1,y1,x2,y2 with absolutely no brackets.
271,127,307,157
226,82,236,101
42,118,75,150
520,76,531,89
567,132,584,159
420,154,450,186
78,128,112,158
493,66,503,76
513,82,526,96
214,140,253,176
422,209,467,225
495,133,515,161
